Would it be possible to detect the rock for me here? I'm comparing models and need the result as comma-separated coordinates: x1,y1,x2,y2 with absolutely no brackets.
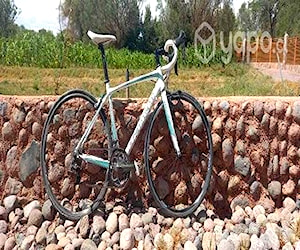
212,117,223,134
0,220,7,234
120,228,134,250
142,213,153,226
253,205,265,219
58,237,70,248
2,122,14,140
256,214,267,225
133,227,144,242
72,238,84,249
45,244,62,250
184,240,197,250
144,234,154,250
282,242,294,250
130,213,143,229
106,212,118,234
250,234,265,250
202,232,216,250
288,123,300,144
254,101,264,120
0,101,8,117
32,122,42,139
4,236,15,250
283,197,296,213
261,113,270,129
231,208,246,224
228,175,240,193
156,177,170,199
36,226,47,244
61,178,75,197
5,147,18,177
21,235,35,250
203,218,215,232
28,208,43,227
212,133,222,152
248,222,260,235
268,181,281,199
239,233,250,249
0,233,7,249
218,239,235,250
3,195,18,213
250,181,261,198
292,101,300,124
282,180,295,196
42,199,56,221
236,116,245,138
289,165,300,178
79,215,89,238
26,225,38,236
219,101,230,113
19,140,40,184
260,228,280,250
0,207,6,221
92,214,105,234
80,239,97,250
247,125,260,141
234,156,251,176
222,138,233,167
5,177,23,195
163,233,174,250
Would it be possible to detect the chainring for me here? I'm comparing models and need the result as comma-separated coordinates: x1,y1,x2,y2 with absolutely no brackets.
109,148,134,188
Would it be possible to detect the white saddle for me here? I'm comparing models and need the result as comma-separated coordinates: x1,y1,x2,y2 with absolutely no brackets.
87,30,117,45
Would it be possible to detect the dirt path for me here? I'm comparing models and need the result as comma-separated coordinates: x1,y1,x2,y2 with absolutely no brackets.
254,65,300,83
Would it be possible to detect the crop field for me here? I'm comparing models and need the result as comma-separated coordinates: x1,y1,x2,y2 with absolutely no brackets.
0,31,299,97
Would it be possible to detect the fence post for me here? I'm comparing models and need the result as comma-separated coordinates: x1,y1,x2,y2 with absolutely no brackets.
269,38,273,63
294,37,297,65
283,33,288,68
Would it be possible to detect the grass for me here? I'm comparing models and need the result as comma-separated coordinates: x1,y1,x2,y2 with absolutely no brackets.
0,63,299,97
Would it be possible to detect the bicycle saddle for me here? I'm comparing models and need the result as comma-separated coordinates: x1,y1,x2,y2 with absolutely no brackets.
87,30,117,45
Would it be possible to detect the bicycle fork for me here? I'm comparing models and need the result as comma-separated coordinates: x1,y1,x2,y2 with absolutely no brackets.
161,90,182,158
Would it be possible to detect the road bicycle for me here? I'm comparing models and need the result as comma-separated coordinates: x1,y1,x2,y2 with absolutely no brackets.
40,30,213,221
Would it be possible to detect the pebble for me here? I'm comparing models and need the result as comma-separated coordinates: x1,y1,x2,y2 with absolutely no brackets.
24,200,41,218
0,193,297,250
120,228,134,250
3,195,17,213
80,239,97,250
130,213,143,229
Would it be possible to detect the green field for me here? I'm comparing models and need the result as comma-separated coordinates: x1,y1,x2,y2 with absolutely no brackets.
1,63,299,97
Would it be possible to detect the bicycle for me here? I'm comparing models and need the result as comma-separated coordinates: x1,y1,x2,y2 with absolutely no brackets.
40,30,213,221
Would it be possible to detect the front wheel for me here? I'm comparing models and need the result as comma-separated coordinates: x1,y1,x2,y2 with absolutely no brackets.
145,91,213,217
40,89,111,221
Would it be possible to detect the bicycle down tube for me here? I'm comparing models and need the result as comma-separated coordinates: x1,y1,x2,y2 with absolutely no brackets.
77,67,181,169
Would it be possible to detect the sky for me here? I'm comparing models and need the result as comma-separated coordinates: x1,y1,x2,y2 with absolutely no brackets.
14,0,246,34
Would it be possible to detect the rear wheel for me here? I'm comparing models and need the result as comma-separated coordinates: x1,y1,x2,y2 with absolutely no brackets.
145,91,213,217
41,89,111,221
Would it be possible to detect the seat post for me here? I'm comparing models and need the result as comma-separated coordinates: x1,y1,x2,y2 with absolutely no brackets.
98,43,110,84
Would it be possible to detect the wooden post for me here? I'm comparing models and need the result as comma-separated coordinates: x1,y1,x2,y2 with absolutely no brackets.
126,68,130,99
269,38,273,63
294,37,297,65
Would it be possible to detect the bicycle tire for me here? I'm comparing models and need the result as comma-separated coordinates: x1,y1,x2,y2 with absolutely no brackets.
41,89,111,221
145,91,213,217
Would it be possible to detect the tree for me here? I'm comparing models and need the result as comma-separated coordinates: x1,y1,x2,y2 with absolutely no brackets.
276,0,300,36
0,0,18,37
61,0,141,48
216,0,236,40
237,0,279,37
237,2,259,32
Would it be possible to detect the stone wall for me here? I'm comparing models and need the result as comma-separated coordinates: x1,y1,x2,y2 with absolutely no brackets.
0,95,299,217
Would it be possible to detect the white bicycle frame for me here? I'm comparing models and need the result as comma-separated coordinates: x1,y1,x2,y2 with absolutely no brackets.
75,40,181,172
